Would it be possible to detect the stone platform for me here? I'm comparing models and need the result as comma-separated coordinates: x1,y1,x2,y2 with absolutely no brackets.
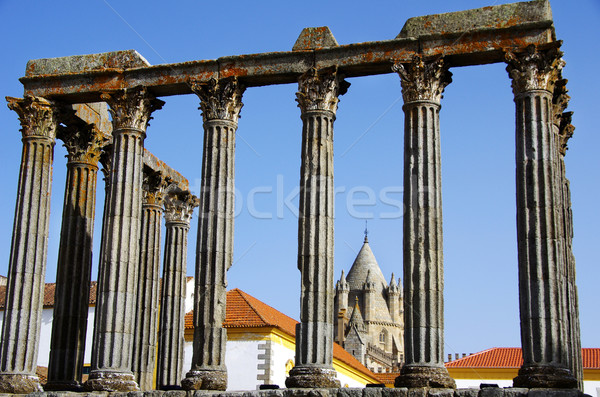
0,387,591,397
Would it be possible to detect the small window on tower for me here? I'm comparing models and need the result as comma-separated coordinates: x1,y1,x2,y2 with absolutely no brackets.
379,329,387,343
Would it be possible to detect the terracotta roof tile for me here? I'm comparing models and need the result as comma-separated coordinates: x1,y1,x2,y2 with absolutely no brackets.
0,282,99,309
373,372,399,385
445,347,600,369
185,288,377,379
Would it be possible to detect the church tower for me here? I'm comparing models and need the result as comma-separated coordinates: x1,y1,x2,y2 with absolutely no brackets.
334,233,404,373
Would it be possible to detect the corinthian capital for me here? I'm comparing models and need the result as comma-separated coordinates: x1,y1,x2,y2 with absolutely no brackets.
296,67,350,114
191,77,246,123
142,167,172,206
6,95,59,140
101,87,164,132
57,107,111,165
392,56,452,104
505,45,564,95
164,191,199,225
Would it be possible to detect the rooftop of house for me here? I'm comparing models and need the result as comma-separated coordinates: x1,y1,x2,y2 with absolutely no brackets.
185,288,378,381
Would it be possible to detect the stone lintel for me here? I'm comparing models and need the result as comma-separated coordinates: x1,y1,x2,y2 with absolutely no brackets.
293,27,338,51
397,0,553,39
65,101,189,192
143,149,189,192
25,50,151,77
20,1,556,101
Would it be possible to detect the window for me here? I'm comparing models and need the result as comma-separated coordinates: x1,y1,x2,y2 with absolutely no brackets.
379,329,387,343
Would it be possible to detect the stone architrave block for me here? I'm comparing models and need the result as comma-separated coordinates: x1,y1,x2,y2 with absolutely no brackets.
381,388,408,397
428,389,455,397
527,390,582,397
363,387,382,397
503,388,529,397
454,389,480,397
478,387,505,397
337,388,363,397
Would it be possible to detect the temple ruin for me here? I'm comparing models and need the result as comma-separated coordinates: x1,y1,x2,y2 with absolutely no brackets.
0,0,585,396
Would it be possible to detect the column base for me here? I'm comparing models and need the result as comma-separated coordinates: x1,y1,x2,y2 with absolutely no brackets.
0,373,43,394
83,370,139,392
181,369,227,391
394,365,456,389
285,366,340,388
43,380,83,392
513,365,578,389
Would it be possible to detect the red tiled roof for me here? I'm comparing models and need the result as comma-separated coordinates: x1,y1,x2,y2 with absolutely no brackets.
445,347,600,369
185,288,377,380
0,282,98,309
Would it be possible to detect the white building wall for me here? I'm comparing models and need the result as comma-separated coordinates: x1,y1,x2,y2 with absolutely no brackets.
269,339,295,387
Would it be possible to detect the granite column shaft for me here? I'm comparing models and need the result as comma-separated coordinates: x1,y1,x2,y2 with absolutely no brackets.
506,47,577,389
392,57,455,389
0,96,58,394
286,68,348,389
553,80,583,390
84,88,163,392
183,78,244,391
157,193,197,390
131,169,169,390
46,120,109,391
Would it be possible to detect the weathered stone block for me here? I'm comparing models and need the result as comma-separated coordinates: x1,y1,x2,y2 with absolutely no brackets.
528,390,581,397
503,388,528,397
381,388,408,397
293,27,338,51
407,388,428,397
25,50,151,76
429,389,454,397
454,389,479,397
337,388,363,397
397,0,552,38
479,386,504,397
363,387,382,397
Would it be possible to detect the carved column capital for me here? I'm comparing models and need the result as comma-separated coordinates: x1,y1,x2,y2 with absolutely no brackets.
296,67,349,114
558,111,575,157
142,167,171,206
392,56,452,104
164,192,199,225
57,114,111,166
6,95,59,140
190,77,246,123
100,87,164,132
505,45,564,95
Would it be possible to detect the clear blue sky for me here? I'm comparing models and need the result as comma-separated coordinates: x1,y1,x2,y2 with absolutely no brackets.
0,0,598,359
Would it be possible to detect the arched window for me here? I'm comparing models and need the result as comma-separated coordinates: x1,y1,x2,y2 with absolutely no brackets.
379,329,387,343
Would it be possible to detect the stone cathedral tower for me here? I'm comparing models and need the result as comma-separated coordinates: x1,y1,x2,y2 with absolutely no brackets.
334,235,404,374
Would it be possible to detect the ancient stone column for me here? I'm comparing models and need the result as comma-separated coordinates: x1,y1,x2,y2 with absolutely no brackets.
392,57,456,389
285,68,348,389
506,46,577,389
131,168,169,390
182,77,245,391
552,80,583,390
157,192,198,390
84,87,163,392
45,115,109,392
0,96,59,394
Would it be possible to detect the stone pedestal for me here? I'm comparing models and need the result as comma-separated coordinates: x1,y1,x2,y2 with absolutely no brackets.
285,68,348,389
0,96,59,394
46,116,109,392
132,169,169,390
157,192,197,390
506,46,577,389
84,88,163,392
182,78,244,391
392,57,455,389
